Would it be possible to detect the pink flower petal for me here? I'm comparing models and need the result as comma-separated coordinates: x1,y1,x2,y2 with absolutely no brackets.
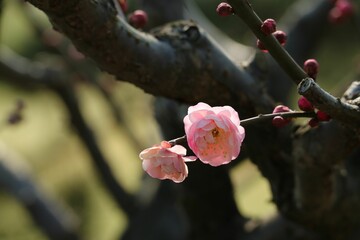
187,102,211,114
184,103,245,166
170,145,187,156
139,142,196,183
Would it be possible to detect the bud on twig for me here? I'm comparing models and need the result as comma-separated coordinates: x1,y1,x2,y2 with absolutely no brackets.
316,110,331,121
216,2,234,16
261,19,277,35
298,96,314,112
271,105,292,127
128,10,148,29
303,59,319,79
308,118,319,128
256,39,267,52
273,30,287,46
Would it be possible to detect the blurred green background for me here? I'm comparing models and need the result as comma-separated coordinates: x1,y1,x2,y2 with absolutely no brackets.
0,0,359,239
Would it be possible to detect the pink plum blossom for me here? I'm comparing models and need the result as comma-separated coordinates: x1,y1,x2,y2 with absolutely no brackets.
183,102,245,166
139,141,196,183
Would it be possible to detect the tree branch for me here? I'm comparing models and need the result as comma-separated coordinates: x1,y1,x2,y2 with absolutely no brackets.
228,0,360,129
139,0,185,28
267,0,334,102
286,81,360,235
298,78,360,128
25,0,274,114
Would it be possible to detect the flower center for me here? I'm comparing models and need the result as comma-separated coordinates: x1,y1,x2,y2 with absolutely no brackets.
212,128,219,137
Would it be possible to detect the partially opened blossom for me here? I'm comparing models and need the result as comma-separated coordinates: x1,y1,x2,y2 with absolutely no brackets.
139,141,196,183
184,102,245,166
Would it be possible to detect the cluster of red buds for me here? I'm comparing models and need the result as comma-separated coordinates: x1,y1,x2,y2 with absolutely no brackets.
215,3,286,51
298,59,330,127
298,96,331,128
257,19,287,52
271,59,331,128
213,2,332,128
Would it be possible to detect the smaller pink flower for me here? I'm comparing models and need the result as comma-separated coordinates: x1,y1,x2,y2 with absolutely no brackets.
184,102,245,166
139,141,196,183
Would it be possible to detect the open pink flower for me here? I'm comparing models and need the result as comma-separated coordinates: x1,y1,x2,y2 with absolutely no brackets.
184,102,245,166
139,141,196,183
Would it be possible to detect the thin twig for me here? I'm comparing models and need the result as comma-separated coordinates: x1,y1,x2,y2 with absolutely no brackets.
227,0,360,128
227,0,307,84
169,110,315,146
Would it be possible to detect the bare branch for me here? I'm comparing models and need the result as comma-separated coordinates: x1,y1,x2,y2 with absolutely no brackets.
298,78,360,128
267,0,334,102
228,0,360,129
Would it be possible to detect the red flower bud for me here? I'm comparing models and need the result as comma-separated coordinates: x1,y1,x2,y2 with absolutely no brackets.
316,110,331,121
303,59,319,79
308,118,319,128
273,30,287,46
216,2,234,16
119,0,128,13
272,105,292,127
273,105,292,113
256,39,268,52
128,10,148,29
297,96,314,112
261,19,277,35
272,116,290,128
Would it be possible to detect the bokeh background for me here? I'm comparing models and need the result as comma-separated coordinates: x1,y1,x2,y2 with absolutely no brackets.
0,0,359,239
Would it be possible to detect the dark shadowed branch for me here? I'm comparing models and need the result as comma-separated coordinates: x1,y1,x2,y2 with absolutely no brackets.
26,0,275,115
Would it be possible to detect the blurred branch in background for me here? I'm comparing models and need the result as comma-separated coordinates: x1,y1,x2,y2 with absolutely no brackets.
0,46,139,216
0,143,79,240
